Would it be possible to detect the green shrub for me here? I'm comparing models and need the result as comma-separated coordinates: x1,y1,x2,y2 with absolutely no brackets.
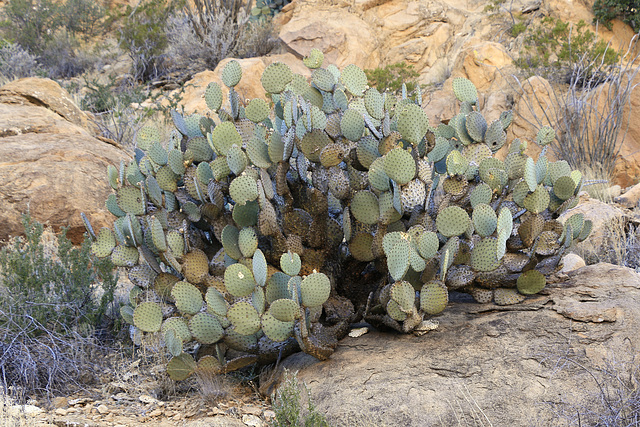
272,370,330,427
593,0,640,31
0,0,105,77
511,22,526,37
0,0,62,55
0,215,118,336
514,18,620,77
364,61,421,94
118,0,176,81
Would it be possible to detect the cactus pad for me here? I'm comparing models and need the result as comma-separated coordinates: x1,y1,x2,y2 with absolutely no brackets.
172,281,204,315
452,77,478,103
224,262,256,297
472,204,498,237
189,312,224,344
261,313,294,342
420,280,449,315
269,298,300,322
222,60,242,87
227,301,261,335
341,64,367,97
436,206,471,237
261,62,293,94
384,148,416,185
494,288,526,305
133,302,162,332
303,48,324,69
300,272,331,308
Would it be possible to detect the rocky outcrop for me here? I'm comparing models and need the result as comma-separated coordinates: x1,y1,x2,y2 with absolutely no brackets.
0,78,129,244
273,263,640,425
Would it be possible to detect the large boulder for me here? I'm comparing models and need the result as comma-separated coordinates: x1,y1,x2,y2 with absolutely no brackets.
275,263,640,425
0,78,130,244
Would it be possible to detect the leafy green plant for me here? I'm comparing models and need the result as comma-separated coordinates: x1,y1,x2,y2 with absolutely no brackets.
0,0,105,77
272,370,330,427
0,0,62,55
118,0,177,81
593,0,640,31
364,61,421,94
514,18,620,76
511,22,526,37
0,215,118,335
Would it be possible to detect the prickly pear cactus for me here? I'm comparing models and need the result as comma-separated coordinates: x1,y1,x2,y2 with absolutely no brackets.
86,54,591,381
251,0,291,20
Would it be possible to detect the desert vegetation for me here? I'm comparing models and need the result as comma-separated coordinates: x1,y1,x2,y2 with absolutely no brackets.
2,0,640,425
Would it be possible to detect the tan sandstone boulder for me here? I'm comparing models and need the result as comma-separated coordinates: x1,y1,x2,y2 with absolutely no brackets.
272,263,640,425
0,78,130,244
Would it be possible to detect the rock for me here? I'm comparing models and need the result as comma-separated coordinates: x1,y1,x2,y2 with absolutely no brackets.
184,416,246,427
560,253,586,273
51,396,69,409
279,3,379,70
282,263,640,426
0,78,130,244
8,404,43,417
616,182,640,208
242,414,263,427
0,78,95,133
96,404,109,414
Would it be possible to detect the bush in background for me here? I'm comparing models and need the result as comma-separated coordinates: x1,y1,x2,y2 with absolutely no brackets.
0,0,106,78
593,0,640,31
364,62,421,94
0,40,41,79
118,0,176,81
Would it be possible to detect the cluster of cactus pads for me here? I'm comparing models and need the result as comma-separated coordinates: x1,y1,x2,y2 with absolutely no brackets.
85,49,591,381
251,0,290,20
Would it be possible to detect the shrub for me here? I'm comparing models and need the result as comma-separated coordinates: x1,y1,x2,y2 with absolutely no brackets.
0,0,62,55
0,40,40,79
593,0,640,31
165,0,258,74
118,0,175,81
0,0,105,77
514,35,640,184
272,370,330,427
0,215,119,400
364,61,421,94
514,18,620,80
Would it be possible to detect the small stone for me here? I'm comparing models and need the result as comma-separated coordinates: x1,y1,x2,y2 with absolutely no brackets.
560,253,586,274
242,414,263,427
242,405,263,416
8,404,43,417
97,404,109,415
139,394,159,405
55,408,68,416
263,410,276,420
348,327,368,338
51,396,69,409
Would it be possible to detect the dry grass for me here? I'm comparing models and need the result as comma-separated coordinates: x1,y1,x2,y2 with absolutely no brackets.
571,214,640,270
